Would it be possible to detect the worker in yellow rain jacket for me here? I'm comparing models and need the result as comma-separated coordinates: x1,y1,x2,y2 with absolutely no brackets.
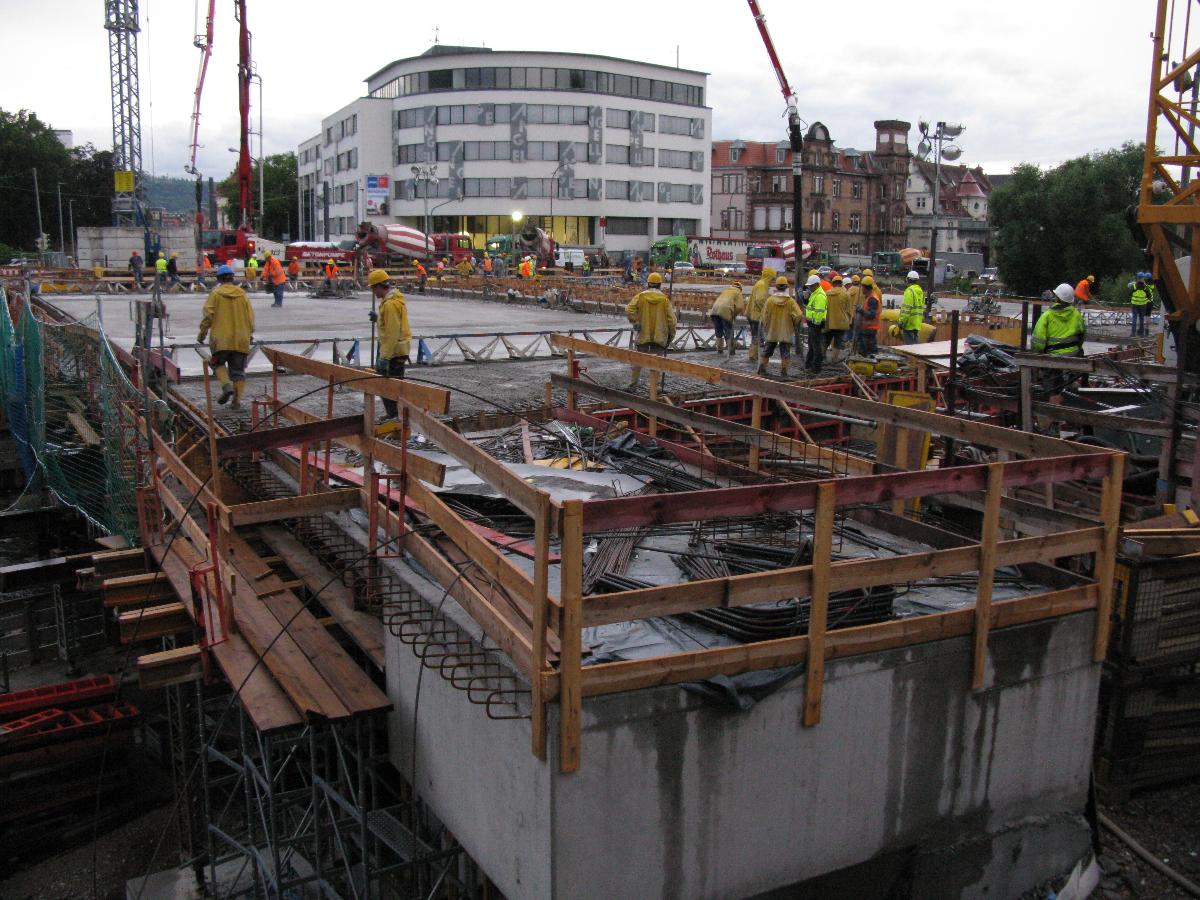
824,273,852,365
900,270,925,343
746,267,775,362
758,277,804,377
708,281,745,357
197,264,255,410
625,272,677,389
368,269,412,419
803,274,829,372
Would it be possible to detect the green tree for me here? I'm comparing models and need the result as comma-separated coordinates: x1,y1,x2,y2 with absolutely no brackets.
0,109,74,250
990,143,1145,297
217,151,297,241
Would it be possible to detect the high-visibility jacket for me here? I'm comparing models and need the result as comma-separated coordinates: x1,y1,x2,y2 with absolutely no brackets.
246,258,259,276
324,262,339,279
708,286,745,322
483,257,493,273
900,283,925,330
626,289,677,347
761,291,804,342
1075,279,1092,303
1130,287,1150,307
1032,304,1086,356
155,257,167,275
377,288,412,359
264,255,286,286
287,260,300,278
805,286,828,326
859,294,881,330
198,284,255,353
415,263,427,277
747,273,773,322
201,256,212,272
825,286,851,331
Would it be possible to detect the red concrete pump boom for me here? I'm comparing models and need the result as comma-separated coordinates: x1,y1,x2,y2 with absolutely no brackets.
234,0,253,229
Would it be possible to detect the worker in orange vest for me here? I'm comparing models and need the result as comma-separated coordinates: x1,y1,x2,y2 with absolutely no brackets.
197,253,213,288
414,260,428,293
262,249,285,307
483,254,494,277
1074,275,1094,303
323,259,339,291
286,257,301,284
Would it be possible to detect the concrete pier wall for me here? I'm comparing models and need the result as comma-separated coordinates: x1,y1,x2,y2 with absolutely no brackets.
387,580,1099,899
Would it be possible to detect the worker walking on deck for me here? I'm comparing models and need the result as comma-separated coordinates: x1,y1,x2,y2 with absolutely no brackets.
709,282,745,356
803,274,828,372
1130,279,1150,337
263,249,286,307
758,277,804,377
824,273,851,365
1075,274,1094,304
197,264,255,410
154,251,167,284
625,272,677,390
129,251,144,289
900,270,925,344
746,266,775,362
368,269,412,420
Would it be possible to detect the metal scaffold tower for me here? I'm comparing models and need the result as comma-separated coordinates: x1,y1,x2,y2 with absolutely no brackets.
105,0,144,224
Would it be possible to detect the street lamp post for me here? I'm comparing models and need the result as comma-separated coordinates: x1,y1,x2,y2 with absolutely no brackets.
410,164,439,255
916,120,964,296
511,210,523,267
251,72,264,233
68,200,76,260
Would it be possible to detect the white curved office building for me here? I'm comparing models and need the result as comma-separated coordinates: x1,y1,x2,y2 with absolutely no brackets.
297,46,711,256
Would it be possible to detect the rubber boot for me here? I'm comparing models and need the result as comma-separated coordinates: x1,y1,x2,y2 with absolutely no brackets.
231,379,245,410
756,357,768,376
749,341,759,362
781,357,790,378
714,335,725,354
627,367,642,390
216,365,233,405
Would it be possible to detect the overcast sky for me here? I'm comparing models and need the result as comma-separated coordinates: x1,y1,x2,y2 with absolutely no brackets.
0,0,1153,181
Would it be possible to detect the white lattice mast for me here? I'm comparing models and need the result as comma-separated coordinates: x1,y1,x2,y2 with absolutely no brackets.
105,0,144,224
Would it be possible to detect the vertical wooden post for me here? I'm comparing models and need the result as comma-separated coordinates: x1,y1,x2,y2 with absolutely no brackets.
324,374,335,492
559,499,584,773
201,361,223,502
543,379,553,411
397,407,410,554
1019,365,1034,434
804,481,835,727
363,394,378,561
1094,453,1127,662
972,462,1004,689
647,371,659,438
530,494,551,760
890,427,910,517
749,396,763,471
566,349,578,411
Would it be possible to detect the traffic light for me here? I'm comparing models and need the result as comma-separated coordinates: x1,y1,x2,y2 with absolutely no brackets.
35,233,49,251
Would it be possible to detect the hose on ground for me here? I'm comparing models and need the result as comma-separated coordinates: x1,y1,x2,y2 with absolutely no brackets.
1098,811,1200,898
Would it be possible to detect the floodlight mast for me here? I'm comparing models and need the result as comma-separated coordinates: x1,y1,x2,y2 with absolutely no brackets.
747,0,803,277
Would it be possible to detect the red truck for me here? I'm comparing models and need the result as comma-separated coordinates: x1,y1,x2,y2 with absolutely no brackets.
284,241,357,266
431,233,474,265
201,226,256,264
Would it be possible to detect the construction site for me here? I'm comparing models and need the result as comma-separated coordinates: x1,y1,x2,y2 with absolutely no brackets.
2,3,1200,900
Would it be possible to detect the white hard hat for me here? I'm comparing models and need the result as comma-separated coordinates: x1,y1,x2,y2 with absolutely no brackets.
1053,283,1075,304
805,274,821,287
907,270,920,280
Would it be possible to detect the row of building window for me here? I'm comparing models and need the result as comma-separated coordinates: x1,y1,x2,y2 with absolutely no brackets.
299,145,322,165
393,141,705,170
392,103,705,137
370,66,705,107
605,180,656,202
325,114,357,146
390,176,702,204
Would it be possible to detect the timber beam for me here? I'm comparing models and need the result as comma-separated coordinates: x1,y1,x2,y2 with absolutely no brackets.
262,347,451,413
137,645,204,690
215,414,363,459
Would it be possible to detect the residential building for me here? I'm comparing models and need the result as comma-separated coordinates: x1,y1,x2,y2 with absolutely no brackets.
710,120,911,265
905,161,994,263
298,45,711,257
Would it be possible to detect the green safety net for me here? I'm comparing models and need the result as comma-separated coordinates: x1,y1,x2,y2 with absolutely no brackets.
0,290,173,544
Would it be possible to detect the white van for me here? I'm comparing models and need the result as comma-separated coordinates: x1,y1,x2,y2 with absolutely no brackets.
555,247,586,269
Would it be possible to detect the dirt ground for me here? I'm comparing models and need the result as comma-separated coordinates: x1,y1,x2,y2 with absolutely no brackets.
1093,782,1200,899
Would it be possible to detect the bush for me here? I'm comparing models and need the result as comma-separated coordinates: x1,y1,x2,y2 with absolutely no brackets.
1096,271,1137,306
0,240,26,262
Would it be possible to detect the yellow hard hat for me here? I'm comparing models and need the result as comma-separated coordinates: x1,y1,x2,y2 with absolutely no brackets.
851,274,861,283
775,276,789,288
1088,274,1095,282
763,267,776,278
889,324,902,338
328,258,335,265
862,268,874,277
367,269,391,287
170,252,177,257
158,251,165,258
732,280,742,287
647,272,664,285
264,249,272,256
807,268,818,276
862,275,875,287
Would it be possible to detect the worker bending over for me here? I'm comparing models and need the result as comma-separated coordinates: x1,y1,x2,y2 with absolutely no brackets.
900,270,925,344
197,264,255,410
758,277,804,377
625,272,677,390
746,267,775,362
709,281,745,356
1075,274,1094,304
368,269,412,420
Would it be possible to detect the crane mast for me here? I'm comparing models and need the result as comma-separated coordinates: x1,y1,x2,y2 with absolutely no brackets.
235,0,254,230
746,0,804,277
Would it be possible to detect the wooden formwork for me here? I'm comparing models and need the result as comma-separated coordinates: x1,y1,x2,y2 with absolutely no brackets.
208,339,1124,777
